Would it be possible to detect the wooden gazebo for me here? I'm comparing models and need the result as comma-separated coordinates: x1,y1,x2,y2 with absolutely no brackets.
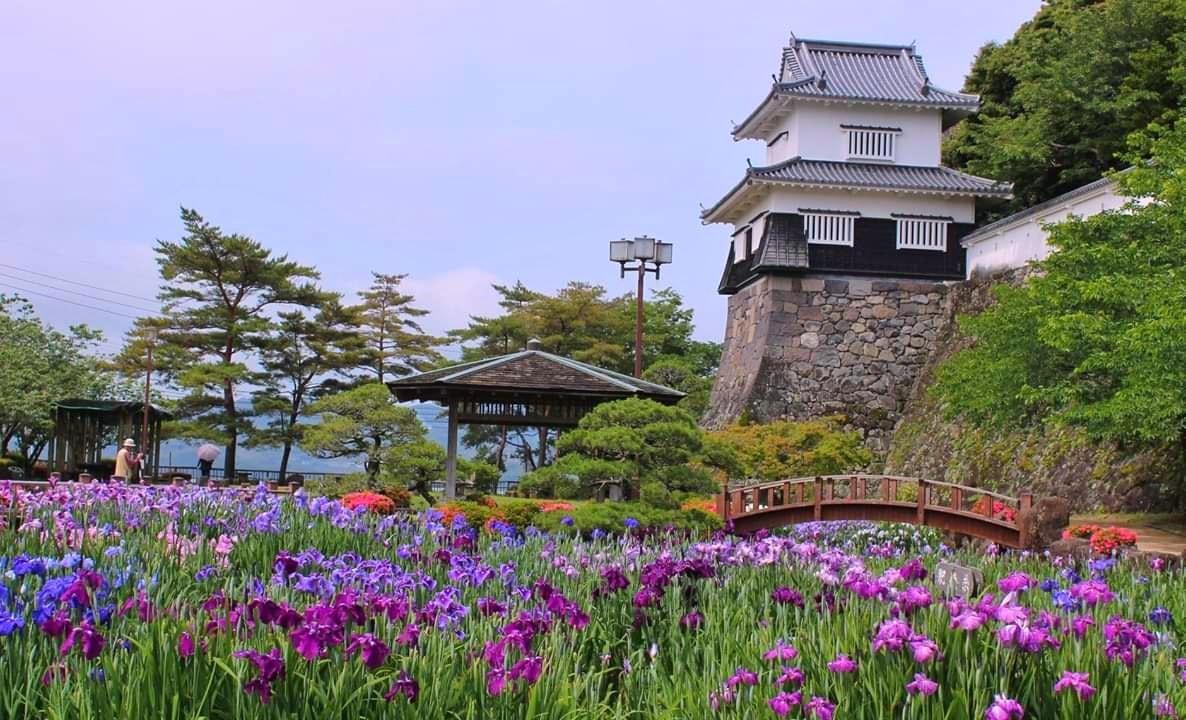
387,341,684,498
48,399,172,480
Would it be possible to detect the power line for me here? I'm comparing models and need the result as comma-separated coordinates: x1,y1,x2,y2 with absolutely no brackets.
0,262,160,304
0,271,160,314
0,281,149,320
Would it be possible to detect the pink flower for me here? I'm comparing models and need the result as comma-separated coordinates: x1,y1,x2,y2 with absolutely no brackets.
1177,657,1186,684
909,635,940,664
768,691,801,717
950,608,986,632
1052,671,1095,700
997,572,1033,594
1069,580,1114,607
826,654,857,674
1153,694,1177,718
776,666,805,686
1070,615,1094,639
985,694,1024,720
906,673,938,696
806,696,836,720
872,619,913,653
763,641,799,662
727,667,758,689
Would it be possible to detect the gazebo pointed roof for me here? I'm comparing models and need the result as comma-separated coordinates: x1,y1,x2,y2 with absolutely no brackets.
387,348,684,404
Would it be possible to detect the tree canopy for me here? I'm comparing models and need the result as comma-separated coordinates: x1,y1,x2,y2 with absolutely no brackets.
935,119,1186,453
945,0,1186,216
300,382,426,484
0,296,116,473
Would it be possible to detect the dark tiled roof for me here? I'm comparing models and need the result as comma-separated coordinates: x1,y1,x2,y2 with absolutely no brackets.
387,350,684,401
702,158,1012,222
776,37,979,108
960,173,1125,246
751,158,1011,195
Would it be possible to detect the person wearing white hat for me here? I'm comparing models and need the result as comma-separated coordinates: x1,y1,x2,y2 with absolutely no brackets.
113,438,143,482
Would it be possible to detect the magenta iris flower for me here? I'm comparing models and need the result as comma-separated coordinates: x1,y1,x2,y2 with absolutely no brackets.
1153,694,1177,717
1177,657,1186,684
909,634,940,663
950,608,986,632
985,694,1024,719
680,610,704,630
806,696,836,720
777,666,805,686
178,631,196,659
872,619,913,653
826,654,857,673
763,641,798,662
772,587,805,607
1052,671,1095,700
997,572,1033,594
346,633,390,670
906,673,938,696
384,671,419,703
60,621,105,660
726,667,758,689
768,691,801,717
1069,580,1114,606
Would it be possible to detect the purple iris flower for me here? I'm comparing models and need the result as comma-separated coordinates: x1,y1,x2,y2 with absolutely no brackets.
777,666,805,686
1069,579,1114,607
826,654,857,673
346,633,391,670
726,667,758,689
906,673,938,696
768,691,801,717
1149,607,1173,626
763,641,798,662
997,572,1033,594
985,694,1024,719
771,587,805,607
806,696,836,720
60,621,105,660
680,610,704,630
178,632,195,658
384,671,419,703
1052,671,1095,700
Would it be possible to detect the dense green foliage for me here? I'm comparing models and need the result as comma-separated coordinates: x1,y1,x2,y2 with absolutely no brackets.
350,272,445,386
0,296,116,473
935,121,1186,462
300,383,425,484
711,418,874,480
945,0,1186,216
516,399,733,502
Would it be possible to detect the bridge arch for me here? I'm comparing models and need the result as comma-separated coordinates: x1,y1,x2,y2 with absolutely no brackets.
715,475,1034,548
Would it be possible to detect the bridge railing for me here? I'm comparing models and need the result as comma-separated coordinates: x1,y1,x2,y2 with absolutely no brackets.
717,475,1032,544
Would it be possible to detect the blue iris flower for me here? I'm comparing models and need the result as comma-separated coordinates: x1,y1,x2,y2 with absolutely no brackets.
624,517,639,529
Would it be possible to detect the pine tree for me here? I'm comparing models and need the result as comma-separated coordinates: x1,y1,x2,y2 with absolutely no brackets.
351,272,445,385
150,208,322,477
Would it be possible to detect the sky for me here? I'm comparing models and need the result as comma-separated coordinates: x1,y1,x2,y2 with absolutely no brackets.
1,0,1043,354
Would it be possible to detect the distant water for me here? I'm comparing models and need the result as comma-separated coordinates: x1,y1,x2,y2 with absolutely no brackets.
155,403,528,483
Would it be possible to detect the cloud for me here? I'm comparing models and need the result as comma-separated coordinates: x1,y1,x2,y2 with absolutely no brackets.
402,267,502,336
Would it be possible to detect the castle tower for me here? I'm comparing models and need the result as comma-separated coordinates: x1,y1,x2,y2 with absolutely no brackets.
701,34,1010,450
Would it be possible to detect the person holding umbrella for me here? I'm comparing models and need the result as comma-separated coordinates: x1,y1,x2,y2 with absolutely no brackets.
197,443,220,484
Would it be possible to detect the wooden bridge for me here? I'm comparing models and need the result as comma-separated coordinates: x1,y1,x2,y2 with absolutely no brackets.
716,475,1034,548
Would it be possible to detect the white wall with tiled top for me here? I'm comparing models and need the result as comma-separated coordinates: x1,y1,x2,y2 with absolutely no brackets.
965,183,1128,276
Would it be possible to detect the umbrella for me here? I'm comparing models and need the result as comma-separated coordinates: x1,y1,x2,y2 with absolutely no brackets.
197,444,221,462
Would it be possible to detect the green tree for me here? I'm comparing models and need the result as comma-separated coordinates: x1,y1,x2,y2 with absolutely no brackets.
710,418,873,481
381,438,444,503
0,296,114,473
143,208,322,477
351,272,445,385
642,357,713,418
945,0,1186,216
935,120,1186,491
246,296,365,480
301,383,425,485
517,398,723,501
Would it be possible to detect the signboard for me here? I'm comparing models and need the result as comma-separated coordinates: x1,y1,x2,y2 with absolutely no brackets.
934,561,983,598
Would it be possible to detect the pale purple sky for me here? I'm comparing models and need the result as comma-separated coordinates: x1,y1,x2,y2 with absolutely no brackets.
2,0,1041,352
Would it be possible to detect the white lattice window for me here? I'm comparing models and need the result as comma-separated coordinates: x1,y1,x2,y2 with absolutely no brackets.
896,217,950,251
843,126,898,161
802,211,856,246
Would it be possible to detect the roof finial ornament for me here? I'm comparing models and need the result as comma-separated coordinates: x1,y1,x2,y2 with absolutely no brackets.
817,69,827,90
771,73,779,84
526,338,542,351
746,158,753,168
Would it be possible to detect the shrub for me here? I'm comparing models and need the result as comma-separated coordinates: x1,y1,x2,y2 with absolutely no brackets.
532,501,721,534
437,501,502,531
1089,526,1138,555
640,481,679,510
499,500,542,529
1062,524,1102,540
340,491,396,515
711,418,872,480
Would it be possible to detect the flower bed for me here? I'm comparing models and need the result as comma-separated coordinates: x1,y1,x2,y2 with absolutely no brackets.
0,481,1182,718
1063,524,1140,555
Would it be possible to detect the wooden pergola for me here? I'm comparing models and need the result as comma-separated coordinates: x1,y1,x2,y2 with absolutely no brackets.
387,341,684,498
48,399,172,480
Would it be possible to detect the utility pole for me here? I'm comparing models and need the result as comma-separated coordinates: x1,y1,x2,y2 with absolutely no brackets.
140,327,158,482
609,236,673,378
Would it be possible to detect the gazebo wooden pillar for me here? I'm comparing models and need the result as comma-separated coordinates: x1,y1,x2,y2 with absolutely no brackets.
388,340,684,499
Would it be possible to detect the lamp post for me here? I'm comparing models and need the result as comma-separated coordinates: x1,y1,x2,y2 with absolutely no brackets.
140,327,158,480
610,236,673,378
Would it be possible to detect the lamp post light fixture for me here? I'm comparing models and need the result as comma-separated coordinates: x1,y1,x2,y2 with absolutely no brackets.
140,326,159,481
609,236,673,378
